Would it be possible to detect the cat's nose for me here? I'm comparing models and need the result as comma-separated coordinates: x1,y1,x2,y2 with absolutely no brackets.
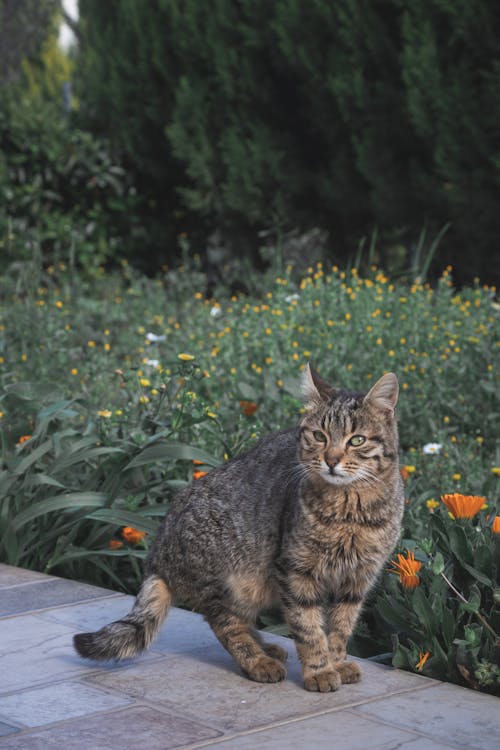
326,456,340,472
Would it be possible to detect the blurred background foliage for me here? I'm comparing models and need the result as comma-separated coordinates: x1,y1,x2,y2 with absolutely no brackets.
0,0,499,284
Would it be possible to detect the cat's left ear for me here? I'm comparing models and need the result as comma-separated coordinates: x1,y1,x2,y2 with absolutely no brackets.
364,372,399,413
302,363,335,403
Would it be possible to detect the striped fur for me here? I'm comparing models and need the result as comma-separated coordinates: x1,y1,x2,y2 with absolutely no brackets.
74,366,404,691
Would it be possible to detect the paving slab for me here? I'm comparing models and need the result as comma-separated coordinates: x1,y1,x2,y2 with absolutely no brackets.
0,576,117,617
356,682,500,750
202,710,456,750
0,706,222,750
0,563,497,750
86,642,433,734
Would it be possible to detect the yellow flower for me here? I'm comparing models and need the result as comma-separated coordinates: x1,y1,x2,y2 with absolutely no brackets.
115,409,123,416
400,465,416,481
97,409,112,418
388,550,422,589
88,340,96,348
415,651,430,671
426,499,439,510
140,378,151,387
441,493,486,519
55,300,63,309
178,353,195,361
491,467,500,476
71,368,78,376
139,396,149,404
452,473,461,481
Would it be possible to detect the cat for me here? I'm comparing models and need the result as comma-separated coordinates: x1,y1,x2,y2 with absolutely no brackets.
74,364,404,692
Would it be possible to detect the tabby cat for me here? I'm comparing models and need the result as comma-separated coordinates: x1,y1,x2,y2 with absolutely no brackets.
74,365,404,692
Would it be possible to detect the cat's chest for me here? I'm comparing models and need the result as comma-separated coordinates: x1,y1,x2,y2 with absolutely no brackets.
291,521,385,582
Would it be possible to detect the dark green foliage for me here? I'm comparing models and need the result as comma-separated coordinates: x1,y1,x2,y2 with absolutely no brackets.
76,0,188,265
32,1,500,280
0,93,140,273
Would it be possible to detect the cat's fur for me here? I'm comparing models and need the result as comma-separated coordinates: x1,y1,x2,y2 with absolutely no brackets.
74,365,404,692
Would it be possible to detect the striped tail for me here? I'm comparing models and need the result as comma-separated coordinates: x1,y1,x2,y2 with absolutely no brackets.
73,575,171,661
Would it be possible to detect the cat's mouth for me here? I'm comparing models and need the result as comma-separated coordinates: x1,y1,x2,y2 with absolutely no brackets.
319,462,355,485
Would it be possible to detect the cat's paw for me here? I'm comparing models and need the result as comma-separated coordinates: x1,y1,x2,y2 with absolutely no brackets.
334,660,362,684
262,643,288,662
303,669,342,692
245,655,287,683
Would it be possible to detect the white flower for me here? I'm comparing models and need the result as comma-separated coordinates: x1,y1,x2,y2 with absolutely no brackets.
210,306,222,318
423,442,442,455
146,332,166,342
145,359,159,367
285,293,300,303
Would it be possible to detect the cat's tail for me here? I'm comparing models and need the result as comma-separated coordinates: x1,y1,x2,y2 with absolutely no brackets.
73,575,171,661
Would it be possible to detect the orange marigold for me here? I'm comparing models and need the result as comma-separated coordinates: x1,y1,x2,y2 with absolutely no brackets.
388,550,422,590
491,516,500,534
108,539,124,549
240,400,258,417
415,651,430,671
441,493,486,519
193,470,208,480
121,527,147,544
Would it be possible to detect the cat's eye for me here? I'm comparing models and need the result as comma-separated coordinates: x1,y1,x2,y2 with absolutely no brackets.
312,430,327,443
349,435,366,447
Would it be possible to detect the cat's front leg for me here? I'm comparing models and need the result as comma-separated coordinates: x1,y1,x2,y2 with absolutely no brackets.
326,592,364,684
284,601,341,691
278,571,341,692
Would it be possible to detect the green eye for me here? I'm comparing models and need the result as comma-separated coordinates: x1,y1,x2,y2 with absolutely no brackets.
349,435,366,447
313,430,327,443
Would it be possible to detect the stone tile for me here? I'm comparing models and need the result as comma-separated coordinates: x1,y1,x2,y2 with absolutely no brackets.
86,641,434,734
0,681,131,728
206,710,454,750
0,578,116,618
356,682,500,750
0,564,54,588
0,723,19,738
0,613,150,694
0,706,221,750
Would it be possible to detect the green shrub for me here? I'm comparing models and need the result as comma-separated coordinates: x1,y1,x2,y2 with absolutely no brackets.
0,93,139,274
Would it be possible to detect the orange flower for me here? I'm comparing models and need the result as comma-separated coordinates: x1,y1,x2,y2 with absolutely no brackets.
415,651,430,671
193,470,208,480
193,460,205,466
400,465,415,481
121,527,147,544
388,550,422,589
240,400,258,417
108,539,124,549
17,435,32,445
441,493,486,519
491,516,500,533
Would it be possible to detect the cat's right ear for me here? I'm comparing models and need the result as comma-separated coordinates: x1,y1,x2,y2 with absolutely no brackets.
302,363,335,404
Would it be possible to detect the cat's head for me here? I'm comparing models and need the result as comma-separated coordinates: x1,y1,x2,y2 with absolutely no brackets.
298,364,399,487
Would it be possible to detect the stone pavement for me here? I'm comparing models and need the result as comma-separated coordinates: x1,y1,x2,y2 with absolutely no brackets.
0,563,497,750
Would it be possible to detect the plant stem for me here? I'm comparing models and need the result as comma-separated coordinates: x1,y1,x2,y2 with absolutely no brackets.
440,571,499,643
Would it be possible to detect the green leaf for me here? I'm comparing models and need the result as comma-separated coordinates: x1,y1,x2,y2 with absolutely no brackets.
431,552,445,575
85,509,158,534
447,525,473,567
126,441,220,469
13,440,53,475
9,492,108,531
411,587,436,634
460,563,493,588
